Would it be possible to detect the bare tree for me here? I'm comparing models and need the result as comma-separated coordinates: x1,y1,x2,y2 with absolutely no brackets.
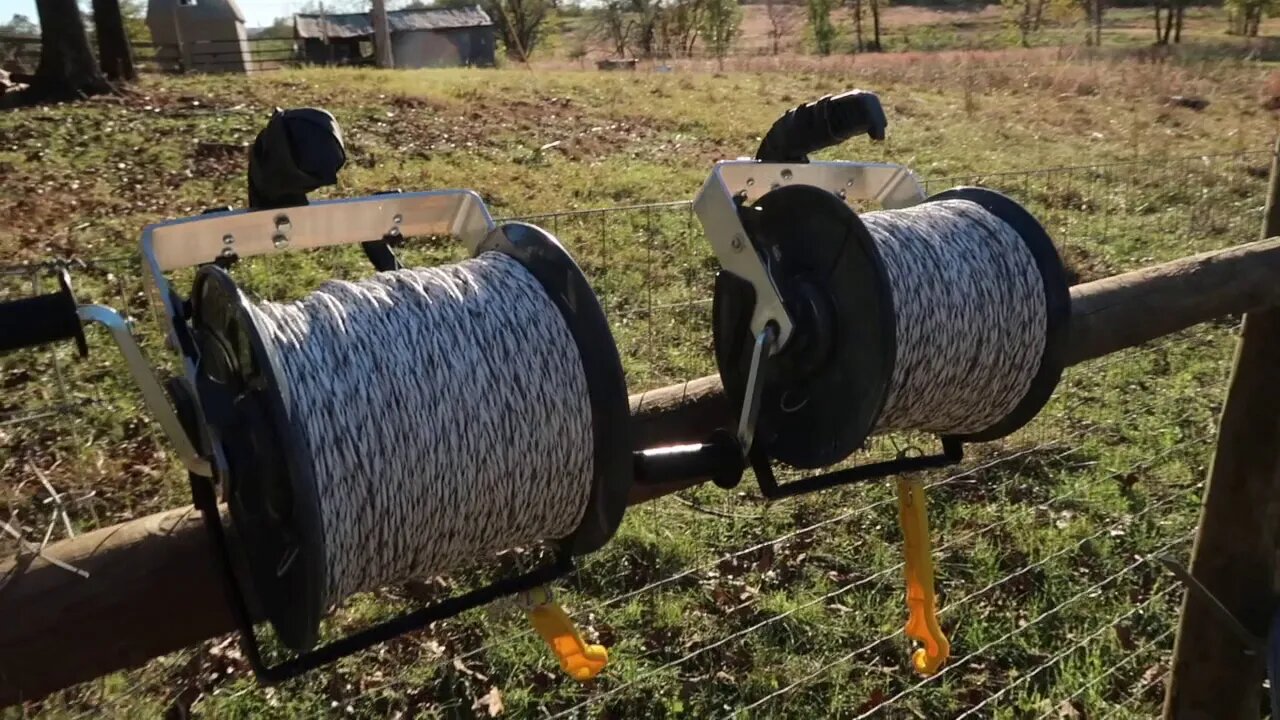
764,0,797,54
1004,0,1046,47
659,0,704,57
1153,0,1183,44
598,0,632,56
629,0,663,56
808,0,836,54
868,0,883,51
1080,0,1103,45
850,0,864,50
92,0,135,80
484,0,552,61
701,0,738,68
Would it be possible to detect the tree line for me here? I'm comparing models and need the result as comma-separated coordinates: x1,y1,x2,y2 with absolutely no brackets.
3,0,1275,108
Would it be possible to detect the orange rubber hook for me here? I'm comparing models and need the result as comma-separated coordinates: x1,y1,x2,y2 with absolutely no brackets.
518,586,608,682
897,476,950,675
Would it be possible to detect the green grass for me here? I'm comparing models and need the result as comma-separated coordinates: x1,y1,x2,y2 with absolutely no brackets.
0,48,1273,718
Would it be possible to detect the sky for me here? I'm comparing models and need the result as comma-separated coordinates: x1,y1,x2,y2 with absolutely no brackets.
0,0,318,30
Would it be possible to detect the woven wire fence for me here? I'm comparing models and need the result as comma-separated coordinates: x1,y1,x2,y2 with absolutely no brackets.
0,148,1265,716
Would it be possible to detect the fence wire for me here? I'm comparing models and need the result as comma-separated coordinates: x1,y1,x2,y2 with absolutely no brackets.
0,150,1261,717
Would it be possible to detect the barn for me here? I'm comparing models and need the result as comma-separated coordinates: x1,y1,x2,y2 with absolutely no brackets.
147,0,256,73
293,6,495,69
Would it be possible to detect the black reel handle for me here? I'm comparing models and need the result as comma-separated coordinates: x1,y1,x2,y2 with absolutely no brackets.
0,268,87,357
754,90,888,163
245,107,401,273
634,430,745,490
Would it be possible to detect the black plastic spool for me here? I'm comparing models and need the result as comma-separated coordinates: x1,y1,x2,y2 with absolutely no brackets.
187,221,632,661
713,184,1069,478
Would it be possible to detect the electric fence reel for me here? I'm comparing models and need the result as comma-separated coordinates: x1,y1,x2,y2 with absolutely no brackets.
148,109,635,682
638,90,1070,673
0,110,641,684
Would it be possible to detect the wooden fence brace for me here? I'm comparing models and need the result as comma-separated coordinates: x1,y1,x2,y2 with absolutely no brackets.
1161,140,1280,720
6,236,1280,706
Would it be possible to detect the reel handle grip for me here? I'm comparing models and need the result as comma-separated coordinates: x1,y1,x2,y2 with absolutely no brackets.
754,90,887,163
634,430,744,489
0,269,87,357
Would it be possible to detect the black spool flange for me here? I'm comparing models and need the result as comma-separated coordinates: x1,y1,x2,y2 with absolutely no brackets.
189,222,632,652
475,222,633,556
927,187,1071,443
190,266,326,651
713,184,896,470
713,184,1069,471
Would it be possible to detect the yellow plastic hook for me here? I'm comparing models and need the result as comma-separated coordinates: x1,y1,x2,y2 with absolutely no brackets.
896,476,950,675
517,585,608,682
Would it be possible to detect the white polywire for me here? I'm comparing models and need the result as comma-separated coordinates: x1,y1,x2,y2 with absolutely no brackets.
249,251,595,607
863,199,1048,435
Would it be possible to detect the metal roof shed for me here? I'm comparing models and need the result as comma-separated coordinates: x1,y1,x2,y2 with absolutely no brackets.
294,6,495,69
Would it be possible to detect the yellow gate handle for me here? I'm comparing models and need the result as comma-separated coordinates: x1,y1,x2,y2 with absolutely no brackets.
897,476,950,675
517,586,609,682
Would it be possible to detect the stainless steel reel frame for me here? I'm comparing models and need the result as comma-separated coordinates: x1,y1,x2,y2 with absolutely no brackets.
694,160,925,350
694,160,926,452
138,190,496,478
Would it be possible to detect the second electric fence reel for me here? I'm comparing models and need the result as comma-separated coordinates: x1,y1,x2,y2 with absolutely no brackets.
642,91,1069,492
640,90,1071,673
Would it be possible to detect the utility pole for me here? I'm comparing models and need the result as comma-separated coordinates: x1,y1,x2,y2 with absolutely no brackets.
371,0,393,68
320,1,333,66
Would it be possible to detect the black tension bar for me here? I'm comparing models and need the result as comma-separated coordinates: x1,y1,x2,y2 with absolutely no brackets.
751,437,965,500
754,90,888,163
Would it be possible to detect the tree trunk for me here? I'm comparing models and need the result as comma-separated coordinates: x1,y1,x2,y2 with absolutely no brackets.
1161,2,1173,44
1032,0,1045,31
870,0,881,51
29,0,112,102
91,0,135,81
1153,3,1164,45
854,0,864,51
1097,0,1103,45
1020,0,1032,47
1173,2,1183,42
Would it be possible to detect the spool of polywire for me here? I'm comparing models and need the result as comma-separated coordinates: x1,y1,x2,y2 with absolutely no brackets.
187,222,633,650
713,186,1069,469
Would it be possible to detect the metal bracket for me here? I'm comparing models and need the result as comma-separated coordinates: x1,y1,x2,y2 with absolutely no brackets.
693,160,925,351
139,191,499,446
1155,555,1264,654
76,305,211,477
751,437,963,500
736,323,777,455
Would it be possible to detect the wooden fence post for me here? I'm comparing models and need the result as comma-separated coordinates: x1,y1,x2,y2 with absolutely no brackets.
1162,139,1280,720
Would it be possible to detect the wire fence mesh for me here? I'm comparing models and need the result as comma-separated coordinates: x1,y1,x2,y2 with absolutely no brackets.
0,148,1263,716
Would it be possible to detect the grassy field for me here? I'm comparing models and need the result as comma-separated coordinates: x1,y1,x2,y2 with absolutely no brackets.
0,46,1276,717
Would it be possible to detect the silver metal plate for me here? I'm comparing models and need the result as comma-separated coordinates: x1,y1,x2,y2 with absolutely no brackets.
136,190,499,478
141,189,496,353
694,161,925,349
142,190,495,273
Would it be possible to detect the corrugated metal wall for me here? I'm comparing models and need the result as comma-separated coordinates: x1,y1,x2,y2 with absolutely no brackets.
391,27,494,68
